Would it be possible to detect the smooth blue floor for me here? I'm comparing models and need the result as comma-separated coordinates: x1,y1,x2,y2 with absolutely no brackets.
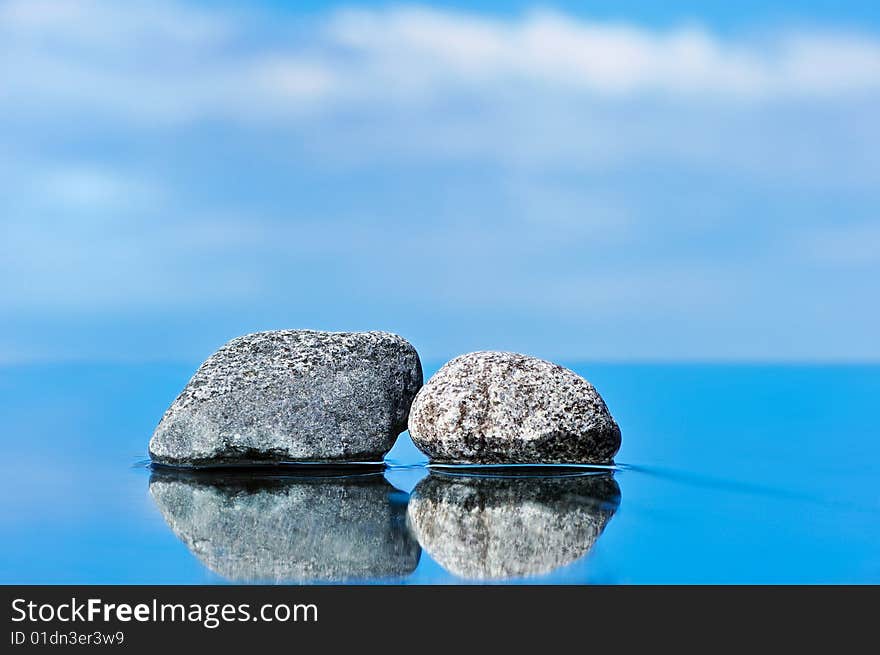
1,363,877,583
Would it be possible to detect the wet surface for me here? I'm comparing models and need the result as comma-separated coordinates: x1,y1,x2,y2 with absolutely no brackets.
1,362,878,583
150,469,419,582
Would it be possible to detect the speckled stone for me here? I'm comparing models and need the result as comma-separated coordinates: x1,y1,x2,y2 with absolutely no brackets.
407,472,619,580
149,470,420,582
407,351,620,464
149,330,423,467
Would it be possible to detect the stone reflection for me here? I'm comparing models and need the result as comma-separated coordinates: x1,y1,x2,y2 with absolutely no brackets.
150,469,420,582
407,471,620,580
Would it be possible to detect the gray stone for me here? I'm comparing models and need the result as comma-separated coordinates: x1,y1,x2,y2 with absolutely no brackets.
408,351,620,464
407,472,619,580
149,330,422,466
150,470,420,582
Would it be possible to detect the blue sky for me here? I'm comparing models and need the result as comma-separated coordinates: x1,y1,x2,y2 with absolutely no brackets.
1,0,879,363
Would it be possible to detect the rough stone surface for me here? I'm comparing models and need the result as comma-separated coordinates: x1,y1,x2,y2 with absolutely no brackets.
407,472,619,580
149,330,422,466
407,351,620,464
150,470,420,582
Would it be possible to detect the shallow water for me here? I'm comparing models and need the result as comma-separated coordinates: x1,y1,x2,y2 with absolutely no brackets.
1,363,878,583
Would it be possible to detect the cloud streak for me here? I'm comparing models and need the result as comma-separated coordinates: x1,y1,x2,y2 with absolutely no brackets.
328,7,880,98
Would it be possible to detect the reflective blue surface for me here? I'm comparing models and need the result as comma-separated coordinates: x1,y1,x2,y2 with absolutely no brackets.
1,363,878,583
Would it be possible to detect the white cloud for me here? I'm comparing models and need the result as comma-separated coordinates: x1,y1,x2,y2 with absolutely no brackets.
0,0,231,48
2,1,880,126
3,2,877,191
0,2,878,361
326,7,880,98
